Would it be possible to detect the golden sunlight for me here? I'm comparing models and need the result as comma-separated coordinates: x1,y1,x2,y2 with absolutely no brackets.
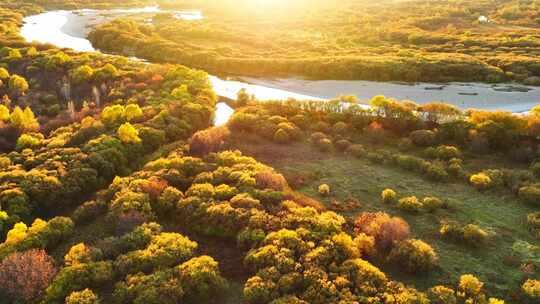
1,1,539,303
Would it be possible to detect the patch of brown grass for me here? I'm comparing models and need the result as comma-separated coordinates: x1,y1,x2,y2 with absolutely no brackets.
285,190,325,211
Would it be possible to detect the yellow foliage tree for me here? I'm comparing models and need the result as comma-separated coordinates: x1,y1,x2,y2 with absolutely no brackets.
80,116,96,128
64,243,92,266
171,84,191,101
23,107,39,130
9,106,25,129
8,75,29,96
5,222,27,245
0,105,9,121
28,218,47,235
458,274,484,299
124,104,143,122
9,106,39,131
0,68,9,80
26,47,38,57
70,65,94,84
101,104,125,126
118,122,141,144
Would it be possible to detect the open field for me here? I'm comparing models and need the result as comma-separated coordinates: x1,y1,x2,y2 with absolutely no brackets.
228,133,540,300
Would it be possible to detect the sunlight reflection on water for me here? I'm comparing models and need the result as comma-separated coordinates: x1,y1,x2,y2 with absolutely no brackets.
22,11,96,52
208,76,323,101
214,102,235,126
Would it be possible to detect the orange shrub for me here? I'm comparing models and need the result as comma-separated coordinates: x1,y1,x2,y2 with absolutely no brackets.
0,249,57,302
355,212,410,251
189,126,231,156
254,170,287,191
140,177,169,200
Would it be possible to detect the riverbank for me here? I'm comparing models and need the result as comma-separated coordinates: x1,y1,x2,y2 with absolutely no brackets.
20,8,540,113
240,77,540,112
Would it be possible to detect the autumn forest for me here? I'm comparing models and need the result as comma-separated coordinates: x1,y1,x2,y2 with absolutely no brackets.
0,1,538,304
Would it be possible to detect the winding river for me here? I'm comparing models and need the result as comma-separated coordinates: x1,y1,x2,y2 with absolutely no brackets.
20,6,540,124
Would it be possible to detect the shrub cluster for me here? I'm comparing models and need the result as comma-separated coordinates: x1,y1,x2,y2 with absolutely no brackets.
0,217,74,259
189,125,231,156
43,261,114,303
65,289,99,304
519,185,540,207
522,279,540,301
526,212,540,239
397,196,424,213
425,145,461,160
381,188,397,204
388,239,439,273
383,189,444,214
318,183,330,196
470,170,505,191
410,129,437,147
229,109,302,144
440,221,490,247
114,232,198,275
113,255,226,304
64,243,102,266
427,274,504,304
392,154,449,181
354,212,410,252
